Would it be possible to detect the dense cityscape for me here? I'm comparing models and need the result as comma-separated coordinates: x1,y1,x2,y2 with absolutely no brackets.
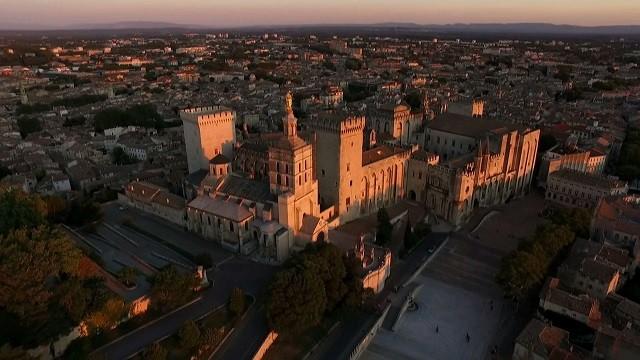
1,10,640,360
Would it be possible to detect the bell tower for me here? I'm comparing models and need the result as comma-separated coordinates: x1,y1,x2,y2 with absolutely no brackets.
283,91,297,137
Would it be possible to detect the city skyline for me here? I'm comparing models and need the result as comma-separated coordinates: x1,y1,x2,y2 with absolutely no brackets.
1,0,639,29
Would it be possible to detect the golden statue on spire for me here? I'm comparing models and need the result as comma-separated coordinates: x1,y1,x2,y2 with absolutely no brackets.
285,90,293,114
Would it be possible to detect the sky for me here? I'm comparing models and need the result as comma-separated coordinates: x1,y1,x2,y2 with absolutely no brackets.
1,0,639,29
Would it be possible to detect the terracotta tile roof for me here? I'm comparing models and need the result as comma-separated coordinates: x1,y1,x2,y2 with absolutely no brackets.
362,145,408,166
581,258,618,284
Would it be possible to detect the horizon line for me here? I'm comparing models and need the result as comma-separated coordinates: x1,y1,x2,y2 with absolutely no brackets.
2,21,640,32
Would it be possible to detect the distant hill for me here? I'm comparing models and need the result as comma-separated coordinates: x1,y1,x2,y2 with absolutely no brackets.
2,21,640,36
69,21,203,30
422,23,640,35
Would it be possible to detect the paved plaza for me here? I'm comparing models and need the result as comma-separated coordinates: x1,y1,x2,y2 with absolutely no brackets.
362,194,547,360
363,277,504,360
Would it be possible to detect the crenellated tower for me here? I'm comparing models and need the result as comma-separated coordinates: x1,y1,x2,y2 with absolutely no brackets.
309,112,366,222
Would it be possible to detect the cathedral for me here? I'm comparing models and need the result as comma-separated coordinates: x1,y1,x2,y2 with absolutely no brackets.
181,92,326,262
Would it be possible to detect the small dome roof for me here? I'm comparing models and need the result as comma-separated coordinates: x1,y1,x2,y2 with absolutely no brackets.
210,154,230,165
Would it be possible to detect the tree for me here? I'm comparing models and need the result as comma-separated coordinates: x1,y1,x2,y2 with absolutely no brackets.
404,92,422,110
496,222,577,299
194,253,213,268
200,327,225,349
17,117,42,138
142,342,167,360
84,296,126,334
55,278,91,323
551,208,592,239
178,320,201,350
65,199,103,227
0,226,82,323
345,58,363,71
266,242,365,335
304,243,347,312
375,208,393,245
111,146,136,165
43,195,69,223
0,189,47,236
538,134,558,153
0,165,11,181
117,267,138,288
403,219,417,250
342,255,368,309
150,266,199,312
229,287,246,317
0,344,36,360
94,103,164,132
267,264,327,334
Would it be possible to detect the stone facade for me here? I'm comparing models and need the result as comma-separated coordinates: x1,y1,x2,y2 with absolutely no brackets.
309,111,411,224
545,169,628,209
181,106,236,174
183,93,326,262
369,102,423,145
418,113,540,226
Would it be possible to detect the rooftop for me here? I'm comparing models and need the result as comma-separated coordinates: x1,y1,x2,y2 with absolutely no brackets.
187,195,253,222
362,144,408,166
429,112,522,138
217,174,276,204
550,169,627,190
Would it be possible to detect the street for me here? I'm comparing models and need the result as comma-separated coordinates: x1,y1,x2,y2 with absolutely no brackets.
85,203,277,360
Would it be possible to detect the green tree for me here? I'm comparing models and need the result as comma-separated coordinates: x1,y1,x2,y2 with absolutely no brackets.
496,222,576,299
375,208,393,245
194,253,213,268
229,287,246,317
55,278,91,323
341,254,369,308
117,267,138,288
142,342,167,360
0,226,82,323
0,189,47,236
65,198,103,227
345,58,363,71
305,243,347,312
84,296,126,334
111,146,136,165
17,117,42,138
267,264,327,334
0,344,36,360
404,92,422,110
538,133,558,153
178,320,201,350
551,208,592,239
403,219,416,250
0,165,11,181
200,327,225,348
150,266,199,312
94,103,164,132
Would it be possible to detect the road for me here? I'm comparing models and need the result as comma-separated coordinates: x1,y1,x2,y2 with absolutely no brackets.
87,203,277,360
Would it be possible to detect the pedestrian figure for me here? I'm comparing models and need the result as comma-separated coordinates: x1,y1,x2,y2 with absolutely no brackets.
436,325,439,333
466,333,470,343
